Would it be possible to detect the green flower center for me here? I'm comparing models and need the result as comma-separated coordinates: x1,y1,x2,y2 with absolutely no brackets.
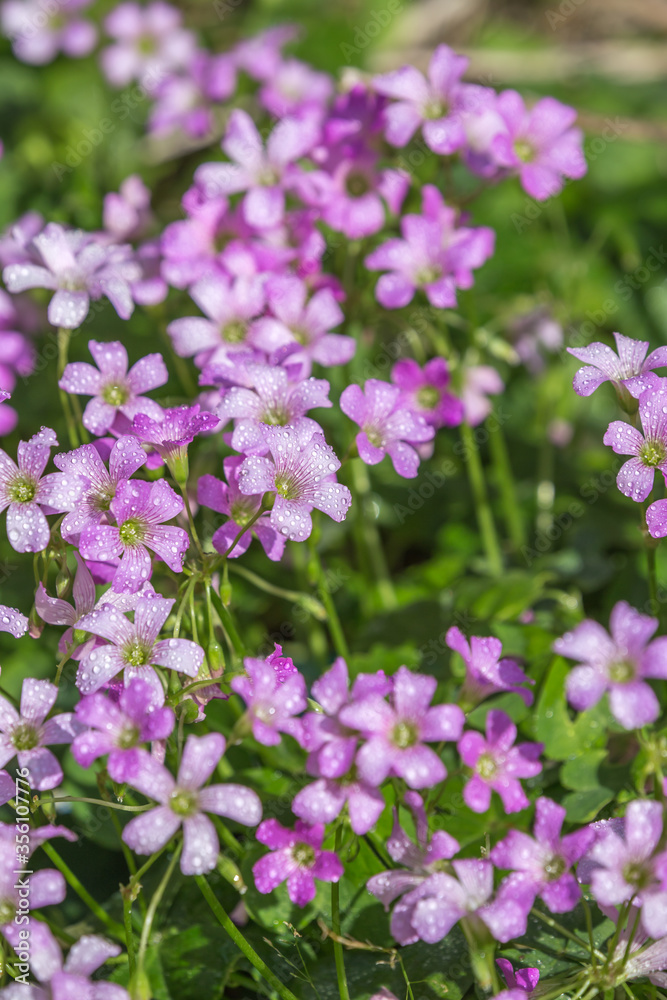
169,788,199,817
123,643,150,668
544,854,567,881
476,751,498,780
416,386,440,410
391,720,419,750
138,34,157,55
345,172,371,198
230,499,258,528
117,724,141,749
274,474,299,500
608,659,635,684
640,440,666,468
118,518,146,547
222,321,247,344
8,475,37,504
12,722,39,752
0,898,16,925
259,167,280,187
261,405,289,427
514,140,534,163
292,842,316,867
102,382,130,407
622,861,653,891
93,484,116,513
290,326,310,346
423,99,446,120
365,426,384,448
415,265,442,286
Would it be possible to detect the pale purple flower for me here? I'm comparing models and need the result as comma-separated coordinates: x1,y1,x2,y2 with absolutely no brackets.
101,1,196,88
259,58,333,118
292,773,385,836
1,0,96,65
131,404,220,478
458,709,543,813
0,930,129,1000
167,273,266,370
36,550,95,652
79,478,189,593
391,358,463,429
373,858,531,946
461,364,504,426
367,791,459,924
0,426,86,553
491,91,586,200
0,770,14,805
72,678,175,781
232,24,298,82
446,626,535,707
509,306,563,375
52,435,147,540
0,604,28,638
490,797,595,912
338,665,464,789
148,51,237,139
585,799,667,940
0,677,80,790
553,600,667,730
372,45,470,153
231,653,307,746
624,934,667,987
646,498,667,540
253,819,343,907
252,275,354,373
568,332,667,399
59,340,167,436
604,383,667,502
103,174,153,242
195,109,320,230
496,959,540,1000
365,189,494,310
197,458,286,561
340,379,435,479
75,593,203,700
216,361,331,454
237,423,352,542
123,732,262,875
3,224,140,328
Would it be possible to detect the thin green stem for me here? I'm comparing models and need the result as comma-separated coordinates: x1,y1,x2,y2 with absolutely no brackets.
195,875,300,1000
460,421,503,576
350,459,397,610
530,907,604,960
308,537,350,661
123,892,137,979
135,844,182,995
41,842,125,940
209,586,246,659
228,562,325,613
331,826,350,1000
488,419,525,551
35,795,150,812
57,327,80,449
641,503,659,612
179,485,205,561
222,508,264,559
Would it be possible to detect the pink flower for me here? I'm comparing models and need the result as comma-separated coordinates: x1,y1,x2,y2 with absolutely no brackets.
458,709,543,813
391,357,463,429
101,0,196,88
78,478,189,593
237,424,351,542
568,332,667,399
231,652,307,746
604,382,667,502
0,678,81,790
1,0,97,65
253,819,343,906
0,427,86,553
75,593,203,700
59,340,167,436
340,379,435,479
3,224,140,328
197,458,286,561
122,732,262,875
446,625,534,707
195,109,320,230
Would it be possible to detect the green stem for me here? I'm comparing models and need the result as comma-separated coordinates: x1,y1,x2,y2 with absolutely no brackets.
228,562,325,613
488,419,525,551
331,827,350,1000
135,844,182,997
460,421,503,576
209,585,246,660
530,906,604,960
41,842,125,940
179,485,205,561
641,503,659,611
222,508,264,559
57,327,80,449
195,875,300,1000
35,795,150,812
350,459,397,610
123,892,137,979
308,537,350,661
